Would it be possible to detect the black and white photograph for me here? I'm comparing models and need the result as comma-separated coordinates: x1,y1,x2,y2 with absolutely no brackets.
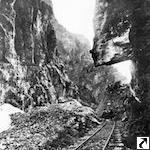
0,0,149,149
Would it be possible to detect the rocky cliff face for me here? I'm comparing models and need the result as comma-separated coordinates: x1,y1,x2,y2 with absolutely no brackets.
0,0,99,149
91,0,150,148
0,0,83,110
91,0,132,66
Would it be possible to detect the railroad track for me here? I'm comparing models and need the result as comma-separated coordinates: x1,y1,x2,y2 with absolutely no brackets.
68,120,128,150
102,121,126,150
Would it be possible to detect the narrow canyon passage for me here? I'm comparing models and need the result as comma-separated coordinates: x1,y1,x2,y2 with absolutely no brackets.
0,0,149,150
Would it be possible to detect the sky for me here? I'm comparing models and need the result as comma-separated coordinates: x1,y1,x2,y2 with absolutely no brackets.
52,0,96,47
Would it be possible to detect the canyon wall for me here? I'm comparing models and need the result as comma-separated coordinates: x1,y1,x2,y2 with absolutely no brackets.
0,0,98,149
0,0,91,111
91,0,150,148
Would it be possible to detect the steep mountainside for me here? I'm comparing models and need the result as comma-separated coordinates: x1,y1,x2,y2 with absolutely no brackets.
91,0,150,148
0,0,91,110
53,20,92,84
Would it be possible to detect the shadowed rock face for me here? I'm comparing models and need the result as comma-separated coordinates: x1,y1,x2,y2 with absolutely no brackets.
131,0,150,103
92,0,150,148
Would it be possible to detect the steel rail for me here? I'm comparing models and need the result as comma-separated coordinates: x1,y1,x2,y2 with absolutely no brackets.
102,121,116,150
74,122,107,150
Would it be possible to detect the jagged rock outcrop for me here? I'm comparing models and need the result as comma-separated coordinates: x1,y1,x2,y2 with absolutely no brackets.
91,0,132,66
91,0,150,148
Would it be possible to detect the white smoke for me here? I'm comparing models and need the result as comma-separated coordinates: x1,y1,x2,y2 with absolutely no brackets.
112,60,135,84
112,60,141,102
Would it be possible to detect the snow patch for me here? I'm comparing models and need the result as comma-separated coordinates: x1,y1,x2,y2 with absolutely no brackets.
0,104,24,133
